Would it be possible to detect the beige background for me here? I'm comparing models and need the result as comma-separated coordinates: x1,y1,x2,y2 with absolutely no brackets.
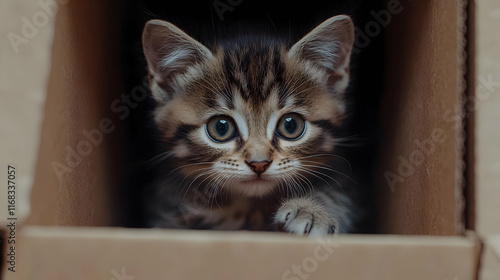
0,0,54,227
476,0,500,279
0,0,498,278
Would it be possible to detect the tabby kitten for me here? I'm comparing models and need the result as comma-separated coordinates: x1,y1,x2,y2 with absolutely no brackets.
142,15,361,235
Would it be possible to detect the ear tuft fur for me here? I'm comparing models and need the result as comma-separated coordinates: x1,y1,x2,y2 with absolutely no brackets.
289,15,355,73
142,20,213,102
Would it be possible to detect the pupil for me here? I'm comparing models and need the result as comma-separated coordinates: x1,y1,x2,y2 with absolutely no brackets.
216,120,229,136
284,117,297,134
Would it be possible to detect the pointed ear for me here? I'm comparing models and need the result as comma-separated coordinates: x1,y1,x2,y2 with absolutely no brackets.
142,19,213,102
289,15,354,74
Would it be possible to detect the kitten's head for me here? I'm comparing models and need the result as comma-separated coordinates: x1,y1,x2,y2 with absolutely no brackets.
142,16,354,197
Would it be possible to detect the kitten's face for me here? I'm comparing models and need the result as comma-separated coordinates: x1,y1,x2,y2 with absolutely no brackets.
143,16,354,197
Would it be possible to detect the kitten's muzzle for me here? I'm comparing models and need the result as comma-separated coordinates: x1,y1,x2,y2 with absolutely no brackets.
245,160,272,175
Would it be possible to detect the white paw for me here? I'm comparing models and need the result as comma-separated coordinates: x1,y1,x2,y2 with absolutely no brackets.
274,198,338,236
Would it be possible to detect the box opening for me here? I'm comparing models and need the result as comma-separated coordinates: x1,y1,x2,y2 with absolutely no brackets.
26,0,472,236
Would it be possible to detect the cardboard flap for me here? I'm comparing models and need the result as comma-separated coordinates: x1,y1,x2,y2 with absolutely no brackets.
377,0,469,235
5,226,480,280
26,0,124,226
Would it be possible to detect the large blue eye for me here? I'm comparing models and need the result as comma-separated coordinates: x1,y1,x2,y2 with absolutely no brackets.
276,113,306,140
206,116,237,142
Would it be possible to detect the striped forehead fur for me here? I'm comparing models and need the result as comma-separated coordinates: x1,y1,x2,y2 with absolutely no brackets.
161,39,343,125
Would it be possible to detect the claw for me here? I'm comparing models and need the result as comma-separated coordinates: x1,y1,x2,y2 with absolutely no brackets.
329,225,336,234
277,222,287,232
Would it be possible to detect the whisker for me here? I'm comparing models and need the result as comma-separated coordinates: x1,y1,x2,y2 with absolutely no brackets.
214,174,233,211
168,161,216,176
283,175,293,197
205,173,223,210
274,176,287,197
332,136,366,147
196,171,228,212
295,167,346,195
294,154,353,175
136,150,175,167
181,169,220,202
287,173,305,197
195,170,224,195
294,173,311,196
175,167,213,196
299,163,357,183
295,172,315,194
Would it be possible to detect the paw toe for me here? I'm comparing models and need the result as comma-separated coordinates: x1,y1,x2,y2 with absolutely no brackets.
274,198,339,236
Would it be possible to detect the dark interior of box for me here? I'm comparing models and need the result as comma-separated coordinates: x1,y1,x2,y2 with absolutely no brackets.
26,0,471,236
119,0,384,231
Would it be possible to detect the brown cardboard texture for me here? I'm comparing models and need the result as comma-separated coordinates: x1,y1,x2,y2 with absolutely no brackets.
26,0,125,227
2,0,480,279
10,227,480,280
377,0,469,235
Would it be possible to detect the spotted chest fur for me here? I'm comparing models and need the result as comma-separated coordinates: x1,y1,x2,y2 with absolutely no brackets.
142,15,362,235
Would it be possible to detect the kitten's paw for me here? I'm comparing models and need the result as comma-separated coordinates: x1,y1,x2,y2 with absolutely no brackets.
275,198,338,236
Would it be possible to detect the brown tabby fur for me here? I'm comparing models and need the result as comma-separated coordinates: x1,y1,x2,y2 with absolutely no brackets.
142,15,362,235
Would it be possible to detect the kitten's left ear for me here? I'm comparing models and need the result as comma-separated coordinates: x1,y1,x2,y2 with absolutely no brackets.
142,19,213,102
289,15,355,75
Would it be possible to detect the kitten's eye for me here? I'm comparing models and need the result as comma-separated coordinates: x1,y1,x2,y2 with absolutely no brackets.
276,113,306,140
206,116,237,142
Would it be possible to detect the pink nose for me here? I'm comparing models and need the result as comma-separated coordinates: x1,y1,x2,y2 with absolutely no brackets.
246,160,271,174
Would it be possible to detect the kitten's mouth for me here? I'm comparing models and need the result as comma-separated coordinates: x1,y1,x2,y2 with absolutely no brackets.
240,176,271,185
232,176,276,197
241,175,268,184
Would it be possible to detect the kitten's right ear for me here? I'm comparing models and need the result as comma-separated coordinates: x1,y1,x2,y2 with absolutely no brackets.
289,15,354,76
142,20,213,102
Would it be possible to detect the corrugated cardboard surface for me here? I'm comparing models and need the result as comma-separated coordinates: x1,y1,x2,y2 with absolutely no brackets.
465,0,477,233
4,227,479,280
26,0,124,227
377,0,466,235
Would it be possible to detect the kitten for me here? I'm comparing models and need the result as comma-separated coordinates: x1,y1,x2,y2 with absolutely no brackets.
141,15,362,235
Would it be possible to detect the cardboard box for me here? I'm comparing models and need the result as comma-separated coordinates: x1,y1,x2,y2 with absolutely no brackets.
2,0,481,279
